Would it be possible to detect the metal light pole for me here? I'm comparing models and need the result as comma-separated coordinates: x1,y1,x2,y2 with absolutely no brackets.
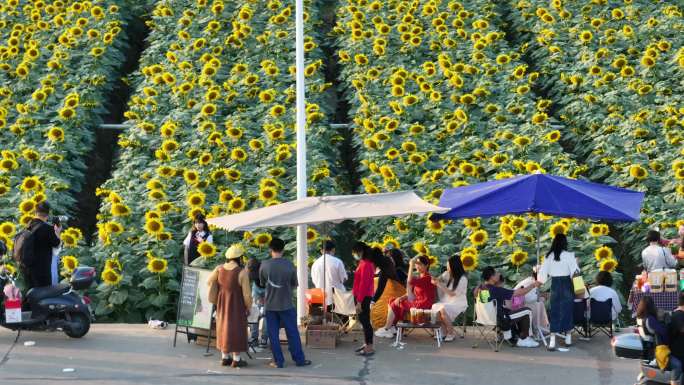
294,0,308,325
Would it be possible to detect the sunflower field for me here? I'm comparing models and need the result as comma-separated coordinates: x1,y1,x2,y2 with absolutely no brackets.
0,0,681,322
507,0,684,249
83,0,339,321
0,0,128,279
334,0,626,288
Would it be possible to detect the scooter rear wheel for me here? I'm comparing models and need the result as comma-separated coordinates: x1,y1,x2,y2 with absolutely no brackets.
64,312,90,338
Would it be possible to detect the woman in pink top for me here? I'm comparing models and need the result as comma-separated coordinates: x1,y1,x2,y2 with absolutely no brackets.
352,242,376,356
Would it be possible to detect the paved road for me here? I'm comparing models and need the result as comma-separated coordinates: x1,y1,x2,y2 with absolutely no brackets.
0,324,638,385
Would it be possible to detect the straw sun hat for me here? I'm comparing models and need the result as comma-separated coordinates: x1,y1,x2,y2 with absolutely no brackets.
225,244,245,260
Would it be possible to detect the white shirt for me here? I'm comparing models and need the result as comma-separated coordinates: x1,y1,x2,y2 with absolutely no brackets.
514,277,538,304
641,244,676,272
538,250,579,283
311,254,347,305
183,231,213,247
436,271,468,302
589,285,622,321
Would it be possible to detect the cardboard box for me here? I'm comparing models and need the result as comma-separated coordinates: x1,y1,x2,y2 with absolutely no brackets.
305,324,338,349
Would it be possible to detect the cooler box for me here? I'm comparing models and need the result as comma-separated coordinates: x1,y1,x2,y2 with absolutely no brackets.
4,298,21,323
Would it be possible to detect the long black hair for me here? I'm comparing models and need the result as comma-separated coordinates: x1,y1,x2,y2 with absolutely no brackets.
372,247,397,281
446,255,466,290
636,296,658,320
388,249,407,272
546,233,568,261
352,241,371,261
191,214,211,237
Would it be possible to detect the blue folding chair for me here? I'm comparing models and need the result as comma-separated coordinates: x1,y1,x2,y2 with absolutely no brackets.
573,299,589,339
588,298,614,338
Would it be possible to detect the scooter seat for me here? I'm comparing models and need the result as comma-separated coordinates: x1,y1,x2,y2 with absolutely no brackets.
26,284,70,304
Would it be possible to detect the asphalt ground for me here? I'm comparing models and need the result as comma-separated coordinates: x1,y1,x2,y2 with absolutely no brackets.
0,324,639,385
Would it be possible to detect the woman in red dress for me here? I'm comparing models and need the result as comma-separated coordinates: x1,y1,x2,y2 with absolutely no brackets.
375,255,436,338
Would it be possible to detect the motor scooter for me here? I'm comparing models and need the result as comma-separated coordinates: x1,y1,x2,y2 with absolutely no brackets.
612,331,671,385
0,266,95,338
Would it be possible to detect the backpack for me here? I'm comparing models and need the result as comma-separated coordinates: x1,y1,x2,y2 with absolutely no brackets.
12,223,38,266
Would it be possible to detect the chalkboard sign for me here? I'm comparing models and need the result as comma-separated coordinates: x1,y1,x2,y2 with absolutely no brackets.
176,266,212,329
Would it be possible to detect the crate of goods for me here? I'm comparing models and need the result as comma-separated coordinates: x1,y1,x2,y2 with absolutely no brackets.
664,269,678,292
193,328,217,349
649,270,665,293
305,324,338,349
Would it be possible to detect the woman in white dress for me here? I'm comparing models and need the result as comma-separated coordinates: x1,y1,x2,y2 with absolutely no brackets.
431,255,468,342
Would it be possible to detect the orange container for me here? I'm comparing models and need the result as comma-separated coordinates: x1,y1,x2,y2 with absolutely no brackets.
305,288,325,305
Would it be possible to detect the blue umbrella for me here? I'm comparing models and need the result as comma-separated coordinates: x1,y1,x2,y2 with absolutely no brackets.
433,173,644,222
432,173,645,264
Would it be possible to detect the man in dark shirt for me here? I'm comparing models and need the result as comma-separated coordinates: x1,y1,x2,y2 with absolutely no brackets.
259,237,311,368
669,292,684,363
23,202,61,289
480,266,541,348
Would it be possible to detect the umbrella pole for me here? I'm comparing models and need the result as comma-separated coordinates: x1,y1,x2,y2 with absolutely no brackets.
536,214,541,267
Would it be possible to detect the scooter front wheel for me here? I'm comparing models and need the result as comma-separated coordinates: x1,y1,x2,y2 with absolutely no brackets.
64,312,90,338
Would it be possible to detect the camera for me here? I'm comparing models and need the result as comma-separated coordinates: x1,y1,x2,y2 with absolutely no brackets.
51,215,69,227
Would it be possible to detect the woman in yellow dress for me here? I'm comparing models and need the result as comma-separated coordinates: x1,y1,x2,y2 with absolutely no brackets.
371,249,408,329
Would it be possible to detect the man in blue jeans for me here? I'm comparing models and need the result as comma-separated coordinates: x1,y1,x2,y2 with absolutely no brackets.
259,237,312,368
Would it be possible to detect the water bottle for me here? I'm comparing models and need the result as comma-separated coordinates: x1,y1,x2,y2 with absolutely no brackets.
679,270,684,292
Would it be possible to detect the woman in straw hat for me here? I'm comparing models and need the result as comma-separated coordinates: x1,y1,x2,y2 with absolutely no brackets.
207,244,252,367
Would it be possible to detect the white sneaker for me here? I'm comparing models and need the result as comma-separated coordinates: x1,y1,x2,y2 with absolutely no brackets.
444,334,456,342
517,337,540,348
375,327,395,338
565,333,572,346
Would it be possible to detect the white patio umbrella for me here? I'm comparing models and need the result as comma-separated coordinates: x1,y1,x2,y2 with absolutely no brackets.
207,191,448,322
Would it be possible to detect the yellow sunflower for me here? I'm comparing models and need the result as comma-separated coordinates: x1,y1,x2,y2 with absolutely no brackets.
197,241,217,258
469,229,488,247
62,255,79,273
629,165,648,180
0,222,16,237
307,228,319,244
510,250,528,267
599,258,618,273
105,259,122,271
229,197,246,213
589,224,603,237
110,203,131,217
253,233,272,248
460,253,478,272
594,246,613,261
101,269,122,285
549,221,568,237
147,258,168,274
145,218,164,235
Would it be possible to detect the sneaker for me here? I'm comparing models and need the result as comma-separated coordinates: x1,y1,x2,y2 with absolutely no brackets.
564,333,572,346
444,334,456,342
517,337,540,348
375,327,395,338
